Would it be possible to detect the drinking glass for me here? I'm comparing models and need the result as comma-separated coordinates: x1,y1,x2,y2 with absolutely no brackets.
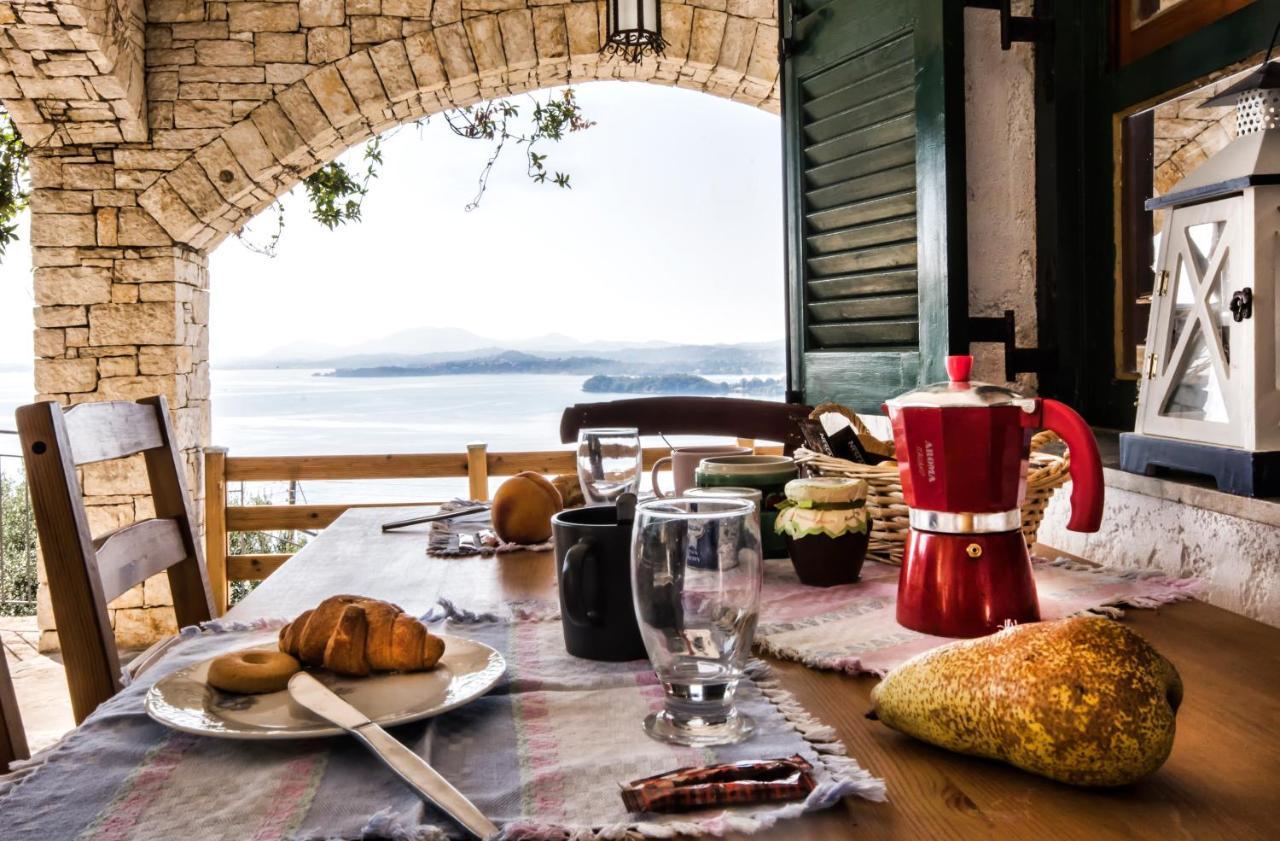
576,428,642,504
630,497,763,746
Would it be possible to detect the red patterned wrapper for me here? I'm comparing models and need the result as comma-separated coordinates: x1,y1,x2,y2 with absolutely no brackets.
620,755,816,813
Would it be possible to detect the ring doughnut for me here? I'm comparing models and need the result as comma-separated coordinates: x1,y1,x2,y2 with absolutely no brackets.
207,649,302,695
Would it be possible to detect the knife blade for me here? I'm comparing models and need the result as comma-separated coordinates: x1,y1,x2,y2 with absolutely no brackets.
288,672,497,839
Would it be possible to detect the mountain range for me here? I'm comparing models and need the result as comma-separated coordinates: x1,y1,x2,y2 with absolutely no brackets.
223,326,785,377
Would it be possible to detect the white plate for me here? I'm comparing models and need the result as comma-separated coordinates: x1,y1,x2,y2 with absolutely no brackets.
144,635,506,740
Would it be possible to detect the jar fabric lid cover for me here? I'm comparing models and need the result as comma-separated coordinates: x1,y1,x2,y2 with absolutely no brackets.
783,477,868,504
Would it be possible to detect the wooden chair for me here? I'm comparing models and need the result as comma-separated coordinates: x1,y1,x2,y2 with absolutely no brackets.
559,396,814,453
0,644,28,769
16,396,214,724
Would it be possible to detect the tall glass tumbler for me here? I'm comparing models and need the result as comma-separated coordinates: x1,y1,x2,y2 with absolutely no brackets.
576,428,642,504
630,498,763,746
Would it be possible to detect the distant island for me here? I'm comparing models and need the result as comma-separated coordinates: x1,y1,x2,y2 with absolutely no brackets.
321,344,786,380
583,374,784,396
323,351,617,377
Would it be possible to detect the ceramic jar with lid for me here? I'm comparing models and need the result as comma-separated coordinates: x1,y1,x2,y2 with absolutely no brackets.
774,477,870,586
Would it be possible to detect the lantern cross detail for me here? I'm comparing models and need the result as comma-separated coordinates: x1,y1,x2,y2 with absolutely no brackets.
1160,220,1233,395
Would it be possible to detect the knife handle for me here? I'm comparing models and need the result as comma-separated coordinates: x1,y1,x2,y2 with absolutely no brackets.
352,722,498,839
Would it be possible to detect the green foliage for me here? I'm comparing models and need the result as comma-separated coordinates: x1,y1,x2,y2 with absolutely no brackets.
303,137,383,230
0,111,30,264
1,470,37,616
227,490,310,606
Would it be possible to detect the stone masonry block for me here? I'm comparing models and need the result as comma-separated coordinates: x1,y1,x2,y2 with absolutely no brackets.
369,40,418,101
305,64,362,127
138,179,204,242
34,358,97,393
435,22,478,84
117,208,174,247
688,8,728,69
498,9,536,70
82,453,151,496
532,7,568,62
228,3,301,33
31,213,97,247
404,31,447,91
465,15,505,77
89,301,185,346
300,0,346,27
34,266,112,305
308,26,352,64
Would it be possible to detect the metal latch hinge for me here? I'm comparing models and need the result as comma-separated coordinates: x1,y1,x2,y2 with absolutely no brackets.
1156,270,1169,296
963,0,1055,50
1145,352,1159,379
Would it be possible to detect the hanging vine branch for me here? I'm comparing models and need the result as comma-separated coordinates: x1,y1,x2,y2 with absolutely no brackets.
237,87,593,255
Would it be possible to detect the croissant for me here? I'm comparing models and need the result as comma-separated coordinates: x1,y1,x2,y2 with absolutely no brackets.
278,594,446,676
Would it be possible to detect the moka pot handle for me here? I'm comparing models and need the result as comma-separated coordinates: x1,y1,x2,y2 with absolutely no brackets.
1033,399,1104,533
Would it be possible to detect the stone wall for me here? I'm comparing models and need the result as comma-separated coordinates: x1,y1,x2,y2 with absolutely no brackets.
5,0,781,651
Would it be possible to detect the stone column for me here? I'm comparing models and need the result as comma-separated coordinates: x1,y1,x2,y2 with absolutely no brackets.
29,146,211,652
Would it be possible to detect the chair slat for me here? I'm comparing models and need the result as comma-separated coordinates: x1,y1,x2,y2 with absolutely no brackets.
63,401,164,465
94,518,190,605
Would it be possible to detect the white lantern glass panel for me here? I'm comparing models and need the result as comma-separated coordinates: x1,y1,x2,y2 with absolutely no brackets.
1160,326,1229,422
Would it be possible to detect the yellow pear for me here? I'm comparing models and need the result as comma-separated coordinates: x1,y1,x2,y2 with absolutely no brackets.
868,616,1182,786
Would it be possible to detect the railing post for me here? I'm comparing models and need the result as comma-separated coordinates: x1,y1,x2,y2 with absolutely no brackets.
204,446,228,615
466,442,489,501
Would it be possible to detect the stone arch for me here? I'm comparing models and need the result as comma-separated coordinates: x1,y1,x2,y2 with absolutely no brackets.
137,2,780,251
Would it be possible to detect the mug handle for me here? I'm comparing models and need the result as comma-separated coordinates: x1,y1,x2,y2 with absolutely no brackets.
562,539,601,625
650,456,673,499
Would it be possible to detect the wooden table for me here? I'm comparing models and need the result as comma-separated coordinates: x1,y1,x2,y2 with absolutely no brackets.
230,507,1280,841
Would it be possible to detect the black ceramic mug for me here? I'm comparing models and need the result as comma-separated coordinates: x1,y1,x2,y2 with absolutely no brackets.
551,494,646,661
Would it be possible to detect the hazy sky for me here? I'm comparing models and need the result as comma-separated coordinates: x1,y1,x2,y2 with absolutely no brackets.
0,82,784,366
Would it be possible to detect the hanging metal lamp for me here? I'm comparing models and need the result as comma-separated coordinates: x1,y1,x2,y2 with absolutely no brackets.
603,0,667,64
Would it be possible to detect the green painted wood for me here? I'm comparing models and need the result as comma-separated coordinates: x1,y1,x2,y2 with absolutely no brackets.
782,0,966,406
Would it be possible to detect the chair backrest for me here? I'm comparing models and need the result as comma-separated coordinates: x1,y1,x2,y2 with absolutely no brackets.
559,396,813,453
16,396,213,723
0,645,28,769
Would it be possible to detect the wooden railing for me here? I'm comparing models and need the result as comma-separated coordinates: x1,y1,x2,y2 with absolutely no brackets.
204,440,781,614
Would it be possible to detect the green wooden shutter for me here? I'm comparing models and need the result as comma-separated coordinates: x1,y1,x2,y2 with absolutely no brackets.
782,0,968,411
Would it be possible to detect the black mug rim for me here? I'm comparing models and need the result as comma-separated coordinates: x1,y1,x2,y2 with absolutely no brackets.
552,504,625,528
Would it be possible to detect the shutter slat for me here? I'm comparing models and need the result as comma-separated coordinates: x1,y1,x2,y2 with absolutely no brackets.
806,190,916,232
804,88,914,145
807,241,917,276
809,294,918,323
805,163,915,211
808,269,919,300
809,320,920,347
804,138,915,189
804,113,916,166
807,216,915,254
800,30,912,99
802,57,914,122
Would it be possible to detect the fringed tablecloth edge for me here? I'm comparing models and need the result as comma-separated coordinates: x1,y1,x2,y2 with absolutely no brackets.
486,658,884,841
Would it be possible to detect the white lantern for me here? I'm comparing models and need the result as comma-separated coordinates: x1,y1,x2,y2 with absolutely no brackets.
1123,60,1280,496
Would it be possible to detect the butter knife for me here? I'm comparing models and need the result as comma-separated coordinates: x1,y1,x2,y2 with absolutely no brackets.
287,672,497,839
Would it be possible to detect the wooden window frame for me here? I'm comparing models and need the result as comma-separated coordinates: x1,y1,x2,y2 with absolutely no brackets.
1116,0,1258,67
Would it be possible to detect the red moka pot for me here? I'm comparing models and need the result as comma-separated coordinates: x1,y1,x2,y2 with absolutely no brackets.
883,356,1104,637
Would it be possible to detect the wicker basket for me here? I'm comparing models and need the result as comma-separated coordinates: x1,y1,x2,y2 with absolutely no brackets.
794,403,1072,565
